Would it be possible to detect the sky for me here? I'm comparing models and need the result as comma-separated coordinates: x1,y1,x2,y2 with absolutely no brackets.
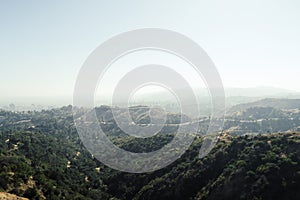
1,0,300,105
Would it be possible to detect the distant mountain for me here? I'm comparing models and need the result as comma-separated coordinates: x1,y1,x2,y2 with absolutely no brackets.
128,86,300,102
224,86,299,97
111,87,300,117
228,98,300,114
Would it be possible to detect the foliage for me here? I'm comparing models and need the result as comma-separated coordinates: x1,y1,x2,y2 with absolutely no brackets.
0,107,300,199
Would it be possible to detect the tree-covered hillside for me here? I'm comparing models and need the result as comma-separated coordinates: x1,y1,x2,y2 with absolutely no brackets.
0,107,300,199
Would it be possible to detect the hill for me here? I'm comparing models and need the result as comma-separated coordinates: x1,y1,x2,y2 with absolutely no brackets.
228,98,300,114
0,107,300,199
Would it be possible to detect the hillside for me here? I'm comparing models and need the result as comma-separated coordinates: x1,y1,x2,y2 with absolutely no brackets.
0,192,28,200
223,98,300,135
228,98,300,114
0,107,300,199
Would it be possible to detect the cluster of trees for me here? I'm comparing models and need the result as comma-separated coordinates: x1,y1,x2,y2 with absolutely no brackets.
0,107,300,199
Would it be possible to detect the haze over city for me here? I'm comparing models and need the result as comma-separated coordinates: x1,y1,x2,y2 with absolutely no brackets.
1,0,300,108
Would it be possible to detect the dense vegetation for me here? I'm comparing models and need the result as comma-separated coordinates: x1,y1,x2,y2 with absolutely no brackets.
0,106,300,199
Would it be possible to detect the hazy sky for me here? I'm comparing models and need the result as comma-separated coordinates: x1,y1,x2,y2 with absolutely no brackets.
1,0,300,102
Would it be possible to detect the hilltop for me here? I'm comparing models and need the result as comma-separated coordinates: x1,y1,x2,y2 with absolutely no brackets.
228,98,300,114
